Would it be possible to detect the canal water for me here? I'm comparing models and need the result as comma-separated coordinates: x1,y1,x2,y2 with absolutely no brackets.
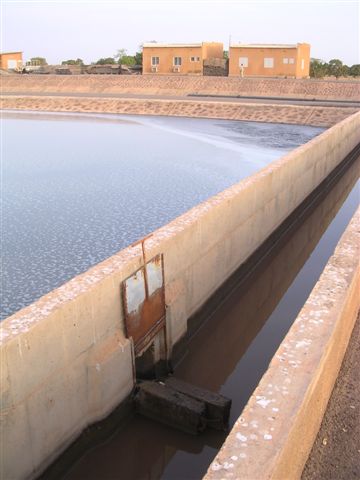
1,111,323,320
61,153,359,479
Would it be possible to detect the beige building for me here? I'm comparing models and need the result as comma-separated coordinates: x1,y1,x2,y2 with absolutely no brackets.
0,51,23,70
142,42,223,75
229,43,310,78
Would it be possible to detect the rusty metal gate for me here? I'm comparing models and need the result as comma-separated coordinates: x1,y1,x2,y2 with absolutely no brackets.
122,252,166,355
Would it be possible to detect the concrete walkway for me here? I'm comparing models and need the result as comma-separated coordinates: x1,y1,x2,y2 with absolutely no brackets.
302,312,360,479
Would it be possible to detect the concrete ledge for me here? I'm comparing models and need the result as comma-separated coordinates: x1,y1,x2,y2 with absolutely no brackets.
2,75,360,100
1,95,358,127
205,206,360,480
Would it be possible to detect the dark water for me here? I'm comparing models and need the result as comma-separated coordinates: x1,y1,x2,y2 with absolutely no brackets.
63,157,359,479
1,111,323,320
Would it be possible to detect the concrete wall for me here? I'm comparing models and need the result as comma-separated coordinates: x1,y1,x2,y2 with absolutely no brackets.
1,111,359,479
143,45,204,75
1,75,360,100
229,44,310,78
142,42,223,75
0,52,23,70
1,95,357,127
205,205,360,480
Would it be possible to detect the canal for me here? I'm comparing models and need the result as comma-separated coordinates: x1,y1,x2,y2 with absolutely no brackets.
58,148,359,479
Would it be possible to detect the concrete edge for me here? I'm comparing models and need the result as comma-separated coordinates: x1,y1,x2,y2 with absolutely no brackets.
205,206,360,480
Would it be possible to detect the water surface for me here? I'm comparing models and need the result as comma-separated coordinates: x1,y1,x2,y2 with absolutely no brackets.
1,111,323,319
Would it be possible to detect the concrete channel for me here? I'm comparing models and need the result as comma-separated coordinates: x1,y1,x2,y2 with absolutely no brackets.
0,110,359,480
46,137,360,480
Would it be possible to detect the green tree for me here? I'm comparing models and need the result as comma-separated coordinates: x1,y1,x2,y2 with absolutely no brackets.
134,51,143,65
349,64,360,77
61,58,84,65
223,50,229,60
122,56,137,66
114,48,127,64
95,57,116,65
309,58,328,78
327,59,344,78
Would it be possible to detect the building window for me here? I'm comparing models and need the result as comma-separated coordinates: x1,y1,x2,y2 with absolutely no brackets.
264,57,274,68
301,59,305,70
173,57,182,66
190,56,200,62
151,57,159,66
239,57,248,67
283,58,289,64
289,58,295,64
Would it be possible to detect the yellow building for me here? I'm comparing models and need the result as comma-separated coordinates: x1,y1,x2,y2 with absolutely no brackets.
142,42,223,75
229,43,310,78
0,51,23,70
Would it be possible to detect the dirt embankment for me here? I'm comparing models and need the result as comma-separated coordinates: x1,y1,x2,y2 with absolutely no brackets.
1,95,357,127
2,75,360,101
302,312,360,480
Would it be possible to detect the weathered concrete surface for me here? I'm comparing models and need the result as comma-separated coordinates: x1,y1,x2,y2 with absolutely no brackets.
1,95,358,127
205,207,360,480
1,111,359,480
301,313,360,480
2,75,360,100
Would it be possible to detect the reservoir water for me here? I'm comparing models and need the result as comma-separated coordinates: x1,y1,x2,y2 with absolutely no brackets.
2,111,323,320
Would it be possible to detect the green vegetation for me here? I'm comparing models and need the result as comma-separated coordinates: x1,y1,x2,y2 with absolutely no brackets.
310,58,360,78
61,58,84,65
114,48,143,65
95,57,116,65
134,51,143,65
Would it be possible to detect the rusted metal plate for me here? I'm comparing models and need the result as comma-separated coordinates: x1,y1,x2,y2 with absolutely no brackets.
122,254,165,355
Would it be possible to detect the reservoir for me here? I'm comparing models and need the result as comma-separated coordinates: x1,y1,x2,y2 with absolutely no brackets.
2,111,323,320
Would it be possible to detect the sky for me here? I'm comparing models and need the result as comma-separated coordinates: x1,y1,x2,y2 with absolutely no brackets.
1,0,359,66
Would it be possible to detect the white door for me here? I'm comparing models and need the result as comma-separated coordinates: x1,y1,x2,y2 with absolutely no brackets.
7,59,17,69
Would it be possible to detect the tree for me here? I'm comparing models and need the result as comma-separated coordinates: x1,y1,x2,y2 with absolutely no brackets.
134,51,143,65
122,56,137,66
309,58,328,78
95,57,116,65
61,58,84,65
114,48,127,64
223,50,229,60
327,59,344,78
349,64,360,77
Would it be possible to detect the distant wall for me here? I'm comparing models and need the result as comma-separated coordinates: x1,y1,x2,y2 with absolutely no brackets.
142,46,204,75
229,44,310,79
0,52,23,70
1,75,360,100
1,111,359,480
1,95,357,127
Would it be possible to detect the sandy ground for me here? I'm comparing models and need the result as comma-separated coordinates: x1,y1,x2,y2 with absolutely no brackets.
1,95,357,127
302,312,360,479
2,75,360,100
